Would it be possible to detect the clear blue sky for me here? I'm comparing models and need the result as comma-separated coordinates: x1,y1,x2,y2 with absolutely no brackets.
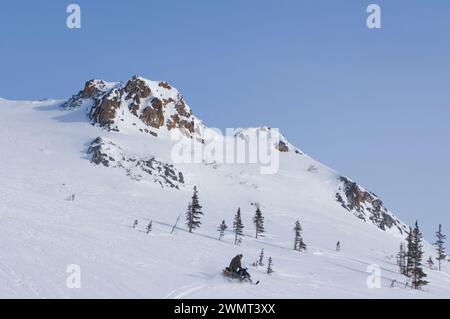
1,0,449,240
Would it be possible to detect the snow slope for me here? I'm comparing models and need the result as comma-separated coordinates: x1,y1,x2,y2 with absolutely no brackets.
0,85,449,298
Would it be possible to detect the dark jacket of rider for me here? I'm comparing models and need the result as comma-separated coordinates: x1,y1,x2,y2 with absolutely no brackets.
229,254,243,272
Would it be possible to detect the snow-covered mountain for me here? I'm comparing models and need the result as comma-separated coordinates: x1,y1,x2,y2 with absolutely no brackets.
63,76,407,236
0,76,448,298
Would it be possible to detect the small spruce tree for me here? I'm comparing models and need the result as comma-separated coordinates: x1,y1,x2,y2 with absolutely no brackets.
146,220,152,234
133,219,138,229
185,186,203,233
427,256,435,270
253,207,265,239
185,203,193,232
258,248,265,267
267,257,274,275
410,221,428,290
397,242,407,275
233,208,244,245
405,227,414,277
293,220,307,251
218,220,228,241
435,224,446,271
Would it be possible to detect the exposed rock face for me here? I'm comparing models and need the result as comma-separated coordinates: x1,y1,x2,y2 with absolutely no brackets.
276,140,289,152
62,79,116,109
140,98,164,129
158,81,172,90
87,137,184,189
62,75,203,139
124,77,151,101
336,176,407,234
80,80,109,99
89,89,122,129
87,137,115,167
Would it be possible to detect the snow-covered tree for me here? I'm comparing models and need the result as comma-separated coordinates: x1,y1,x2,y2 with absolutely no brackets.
253,207,265,239
233,208,244,245
336,241,341,252
405,227,414,276
185,203,193,231
435,224,446,271
293,220,307,251
427,256,435,270
267,257,274,275
409,221,428,290
133,219,138,229
218,220,227,241
185,186,203,233
258,248,264,267
397,242,407,275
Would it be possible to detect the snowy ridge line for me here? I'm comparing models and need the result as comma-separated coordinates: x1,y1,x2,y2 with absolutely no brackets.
60,76,409,235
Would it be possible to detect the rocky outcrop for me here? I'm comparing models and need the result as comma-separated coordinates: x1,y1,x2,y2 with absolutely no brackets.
88,137,116,167
80,80,109,99
124,77,151,101
89,89,122,129
87,137,184,189
336,176,407,234
276,140,289,152
139,98,165,129
158,81,172,90
61,79,115,109
62,75,203,139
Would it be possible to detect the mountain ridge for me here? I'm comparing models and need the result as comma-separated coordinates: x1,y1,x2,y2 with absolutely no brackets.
59,75,408,236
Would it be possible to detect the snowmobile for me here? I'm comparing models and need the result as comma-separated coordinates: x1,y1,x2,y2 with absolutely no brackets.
222,267,259,285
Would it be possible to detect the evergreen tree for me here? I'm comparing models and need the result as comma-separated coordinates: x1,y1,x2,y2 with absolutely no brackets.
233,208,244,245
133,219,138,229
427,256,435,270
267,257,274,275
258,248,264,267
146,220,152,234
218,220,227,241
336,241,341,252
253,207,265,239
396,242,407,275
405,227,414,277
409,221,428,290
293,220,307,251
185,203,193,232
185,186,203,233
434,224,447,271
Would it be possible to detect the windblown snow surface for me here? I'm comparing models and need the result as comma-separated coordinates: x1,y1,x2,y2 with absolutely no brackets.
0,97,449,299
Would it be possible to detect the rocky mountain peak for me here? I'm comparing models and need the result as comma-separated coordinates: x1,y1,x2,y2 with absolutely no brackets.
62,75,204,140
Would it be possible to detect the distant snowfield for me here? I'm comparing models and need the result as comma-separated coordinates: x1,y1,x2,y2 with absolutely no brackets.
0,98,449,298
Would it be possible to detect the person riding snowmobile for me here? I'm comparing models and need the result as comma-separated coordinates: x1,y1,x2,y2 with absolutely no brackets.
229,254,249,278
224,254,258,284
